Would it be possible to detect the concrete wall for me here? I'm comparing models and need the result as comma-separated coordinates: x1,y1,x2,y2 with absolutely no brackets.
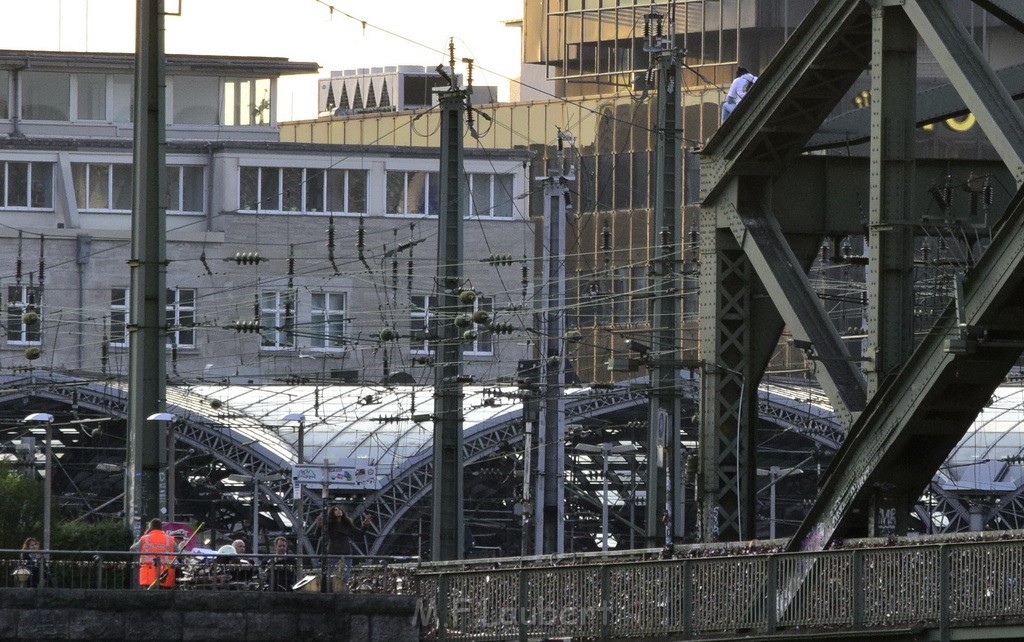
0,588,420,641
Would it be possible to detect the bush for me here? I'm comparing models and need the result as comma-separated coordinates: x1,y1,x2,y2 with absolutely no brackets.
0,464,44,550
53,520,134,554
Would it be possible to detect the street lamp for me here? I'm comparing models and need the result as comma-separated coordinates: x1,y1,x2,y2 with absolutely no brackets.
575,442,638,553
24,413,55,551
147,413,177,522
282,413,306,464
227,470,287,554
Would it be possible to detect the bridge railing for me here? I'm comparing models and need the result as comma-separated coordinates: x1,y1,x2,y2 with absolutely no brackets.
0,549,417,593
411,535,1024,640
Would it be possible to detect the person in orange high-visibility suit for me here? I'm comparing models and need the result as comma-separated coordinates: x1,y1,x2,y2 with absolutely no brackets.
130,518,176,588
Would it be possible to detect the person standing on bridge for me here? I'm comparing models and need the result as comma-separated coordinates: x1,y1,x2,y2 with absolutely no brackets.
316,504,372,587
130,518,176,589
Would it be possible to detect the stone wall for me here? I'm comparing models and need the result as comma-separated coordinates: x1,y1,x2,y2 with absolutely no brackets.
0,588,420,641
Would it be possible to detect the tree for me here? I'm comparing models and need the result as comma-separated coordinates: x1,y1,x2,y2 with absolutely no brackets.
0,463,44,550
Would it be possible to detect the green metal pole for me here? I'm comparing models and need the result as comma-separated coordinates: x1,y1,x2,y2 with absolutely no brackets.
125,0,168,538
432,85,466,562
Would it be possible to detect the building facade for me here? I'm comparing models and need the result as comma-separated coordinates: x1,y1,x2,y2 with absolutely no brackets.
0,50,535,386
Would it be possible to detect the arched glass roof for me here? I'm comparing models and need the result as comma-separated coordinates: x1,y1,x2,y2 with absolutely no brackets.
189,384,526,484
938,385,1024,492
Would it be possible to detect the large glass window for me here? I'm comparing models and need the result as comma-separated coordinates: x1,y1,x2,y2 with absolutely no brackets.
77,73,107,121
166,165,205,213
7,286,41,345
72,163,133,212
310,292,347,349
22,71,70,121
1,162,53,210
464,173,515,218
239,167,367,214
386,171,439,215
172,75,219,125
260,290,295,349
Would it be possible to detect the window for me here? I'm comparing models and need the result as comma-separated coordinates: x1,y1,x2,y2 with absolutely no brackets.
166,288,196,348
465,296,494,355
173,75,219,125
0,70,10,119
21,71,70,121
110,287,197,348
239,167,367,214
72,163,132,212
409,295,436,354
223,77,271,126
110,288,129,348
386,171,439,215
1,162,53,210
310,292,347,349
166,166,205,213
7,286,41,345
260,290,295,349
77,73,107,121
464,173,515,218
112,75,133,123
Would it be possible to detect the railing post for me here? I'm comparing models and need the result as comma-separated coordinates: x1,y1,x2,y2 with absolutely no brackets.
852,550,864,629
939,544,950,642
437,572,449,642
682,559,693,638
95,555,104,589
518,567,528,642
766,554,777,634
600,563,610,641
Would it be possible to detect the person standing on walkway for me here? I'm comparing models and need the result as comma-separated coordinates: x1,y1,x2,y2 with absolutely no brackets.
316,504,372,586
130,518,176,589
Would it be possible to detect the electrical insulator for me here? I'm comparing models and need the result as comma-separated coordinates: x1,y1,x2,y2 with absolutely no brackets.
689,227,699,244
234,252,263,265
357,218,366,254
921,244,931,263
231,320,261,333
482,254,515,266
820,242,829,263
601,222,611,252
983,178,994,206
491,323,515,335
412,356,434,366
521,264,529,299
942,183,953,209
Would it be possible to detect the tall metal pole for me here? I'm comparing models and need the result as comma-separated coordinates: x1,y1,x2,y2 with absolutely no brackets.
126,0,168,538
43,423,53,551
646,14,684,547
534,132,571,554
431,63,467,562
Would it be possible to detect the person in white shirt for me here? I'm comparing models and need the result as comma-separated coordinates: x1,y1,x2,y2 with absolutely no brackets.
721,66,758,124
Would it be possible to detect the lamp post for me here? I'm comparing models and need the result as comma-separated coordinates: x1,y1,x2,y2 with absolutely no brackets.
576,442,638,553
283,413,307,545
227,471,286,555
24,413,55,551
147,413,177,522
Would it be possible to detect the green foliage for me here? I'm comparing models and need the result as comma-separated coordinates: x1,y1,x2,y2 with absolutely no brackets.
0,463,44,550
53,519,133,554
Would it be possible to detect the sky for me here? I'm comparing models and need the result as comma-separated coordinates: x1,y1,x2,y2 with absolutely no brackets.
0,0,524,120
